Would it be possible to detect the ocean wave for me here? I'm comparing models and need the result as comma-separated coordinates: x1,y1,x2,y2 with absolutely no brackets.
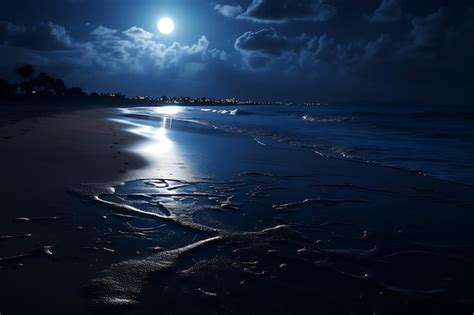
302,114,355,123
201,108,250,116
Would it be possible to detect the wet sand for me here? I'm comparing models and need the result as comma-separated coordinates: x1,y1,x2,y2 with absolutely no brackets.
0,108,146,314
1,107,474,314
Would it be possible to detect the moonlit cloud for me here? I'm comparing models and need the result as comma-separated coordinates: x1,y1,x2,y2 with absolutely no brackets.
214,4,243,18
235,28,294,55
86,25,225,75
90,25,118,37
2,22,222,73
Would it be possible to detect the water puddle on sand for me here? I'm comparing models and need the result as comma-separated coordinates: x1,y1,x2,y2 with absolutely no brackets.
71,171,474,314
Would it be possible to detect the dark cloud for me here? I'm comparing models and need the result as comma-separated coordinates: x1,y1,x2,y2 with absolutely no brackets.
232,6,474,104
369,0,402,23
234,28,363,71
400,7,474,85
214,4,243,18
238,0,337,23
363,33,392,59
410,8,447,48
0,21,74,51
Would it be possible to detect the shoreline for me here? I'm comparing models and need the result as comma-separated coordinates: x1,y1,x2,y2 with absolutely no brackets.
1,105,471,221
0,106,472,228
2,103,472,188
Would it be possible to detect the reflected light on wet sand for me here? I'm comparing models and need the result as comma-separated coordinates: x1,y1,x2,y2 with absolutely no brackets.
139,117,173,155
111,107,190,178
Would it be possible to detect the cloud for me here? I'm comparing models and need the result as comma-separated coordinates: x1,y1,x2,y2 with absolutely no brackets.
234,27,357,68
234,28,342,70
237,0,337,23
231,6,474,105
410,8,447,48
233,8,471,75
123,26,154,41
214,4,243,18
0,21,74,51
82,25,226,77
90,25,117,37
234,28,294,55
369,0,402,23
0,20,227,95
363,33,392,59
233,28,315,70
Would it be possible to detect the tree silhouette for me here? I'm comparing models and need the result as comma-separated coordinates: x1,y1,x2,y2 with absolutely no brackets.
34,72,54,96
16,64,35,82
0,78,17,97
53,78,67,96
3,63,149,104
66,87,86,97
15,64,35,95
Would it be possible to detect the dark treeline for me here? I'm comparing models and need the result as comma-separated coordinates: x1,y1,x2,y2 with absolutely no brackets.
0,64,155,106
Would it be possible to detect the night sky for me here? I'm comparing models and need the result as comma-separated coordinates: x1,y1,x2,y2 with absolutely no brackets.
1,0,473,105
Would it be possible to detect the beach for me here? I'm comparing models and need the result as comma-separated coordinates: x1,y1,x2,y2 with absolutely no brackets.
1,105,474,314
0,107,145,314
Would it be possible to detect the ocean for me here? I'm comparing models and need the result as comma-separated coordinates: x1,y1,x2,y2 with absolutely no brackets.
82,104,474,313
119,104,474,185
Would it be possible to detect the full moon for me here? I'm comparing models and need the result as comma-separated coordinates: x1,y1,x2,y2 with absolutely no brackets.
157,17,174,35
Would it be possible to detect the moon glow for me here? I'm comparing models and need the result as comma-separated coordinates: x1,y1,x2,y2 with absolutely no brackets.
158,17,174,35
